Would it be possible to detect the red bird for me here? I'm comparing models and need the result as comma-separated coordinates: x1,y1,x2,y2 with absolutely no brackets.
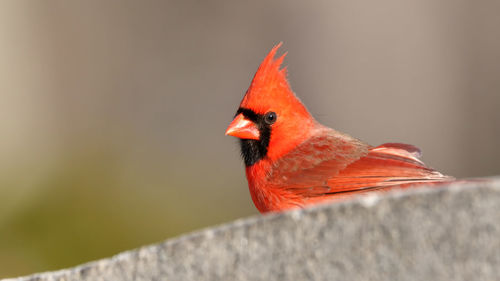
226,43,453,213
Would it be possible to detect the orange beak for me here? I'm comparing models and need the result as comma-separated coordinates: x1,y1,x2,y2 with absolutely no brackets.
225,113,260,140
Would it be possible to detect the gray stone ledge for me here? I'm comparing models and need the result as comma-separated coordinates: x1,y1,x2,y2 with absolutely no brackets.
4,178,500,281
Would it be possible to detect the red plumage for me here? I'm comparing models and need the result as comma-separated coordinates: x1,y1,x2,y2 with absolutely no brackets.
226,43,452,213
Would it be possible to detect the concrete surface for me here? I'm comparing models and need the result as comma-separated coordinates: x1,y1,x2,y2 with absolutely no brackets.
4,179,500,281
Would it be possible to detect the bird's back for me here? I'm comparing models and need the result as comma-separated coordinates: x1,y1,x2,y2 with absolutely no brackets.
255,127,452,211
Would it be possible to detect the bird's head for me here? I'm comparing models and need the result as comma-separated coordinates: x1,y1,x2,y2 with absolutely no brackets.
225,43,315,166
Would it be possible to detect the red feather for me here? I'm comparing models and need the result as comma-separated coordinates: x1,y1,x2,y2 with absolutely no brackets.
227,44,453,213
251,126,452,212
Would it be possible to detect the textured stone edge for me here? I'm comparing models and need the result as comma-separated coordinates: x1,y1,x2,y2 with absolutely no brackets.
3,177,500,281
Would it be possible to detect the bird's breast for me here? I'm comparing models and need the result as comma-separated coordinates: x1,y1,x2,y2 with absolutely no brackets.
245,161,304,213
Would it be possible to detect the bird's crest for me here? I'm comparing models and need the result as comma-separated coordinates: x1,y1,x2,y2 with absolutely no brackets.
250,42,288,89
240,43,301,114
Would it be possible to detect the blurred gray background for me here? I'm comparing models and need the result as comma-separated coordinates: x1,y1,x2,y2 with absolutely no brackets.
0,0,499,278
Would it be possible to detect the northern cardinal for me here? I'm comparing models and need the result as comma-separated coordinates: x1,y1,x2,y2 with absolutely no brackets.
226,43,453,213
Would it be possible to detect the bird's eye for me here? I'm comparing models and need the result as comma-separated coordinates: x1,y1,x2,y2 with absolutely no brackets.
264,111,277,125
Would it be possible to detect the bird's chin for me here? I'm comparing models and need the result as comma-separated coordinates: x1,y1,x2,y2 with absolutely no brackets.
239,138,268,167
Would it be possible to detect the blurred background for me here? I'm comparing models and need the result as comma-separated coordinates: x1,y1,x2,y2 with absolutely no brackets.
1,0,499,278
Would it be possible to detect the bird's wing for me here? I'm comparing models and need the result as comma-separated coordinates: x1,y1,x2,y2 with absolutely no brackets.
268,134,452,199
324,143,452,195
